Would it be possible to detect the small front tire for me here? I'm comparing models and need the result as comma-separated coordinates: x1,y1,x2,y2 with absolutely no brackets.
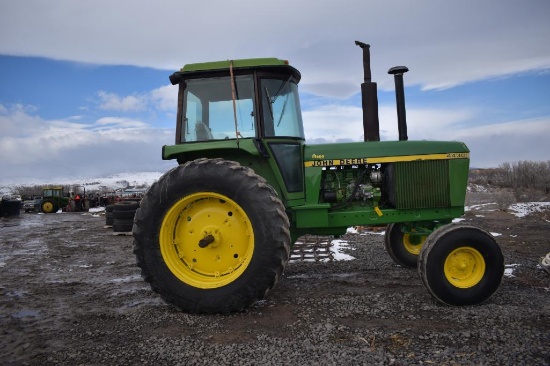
418,223,504,306
385,223,426,268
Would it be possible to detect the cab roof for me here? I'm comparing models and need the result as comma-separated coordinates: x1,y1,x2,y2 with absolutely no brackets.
169,58,301,85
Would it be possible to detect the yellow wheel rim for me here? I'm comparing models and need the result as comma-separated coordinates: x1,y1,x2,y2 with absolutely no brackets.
444,246,485,288
403,233,426,255
42,202,54,213
159,192,254,289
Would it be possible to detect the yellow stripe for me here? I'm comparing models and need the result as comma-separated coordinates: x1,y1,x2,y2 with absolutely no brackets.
304,152,469,167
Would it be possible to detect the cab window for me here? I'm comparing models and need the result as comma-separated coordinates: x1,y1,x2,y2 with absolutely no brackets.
181,75,255,142
260,78,304,139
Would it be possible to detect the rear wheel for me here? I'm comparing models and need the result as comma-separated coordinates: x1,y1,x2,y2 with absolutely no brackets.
133,158,290,314
385,223,426,268
41,200,57,214
418,223,504,306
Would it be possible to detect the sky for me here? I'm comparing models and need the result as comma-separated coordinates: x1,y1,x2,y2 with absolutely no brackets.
1,0,549,183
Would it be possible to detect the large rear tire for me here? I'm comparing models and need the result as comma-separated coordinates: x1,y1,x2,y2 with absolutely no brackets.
133,158,290,314
41,200,58,214
418,223,504,306
384,223,426,268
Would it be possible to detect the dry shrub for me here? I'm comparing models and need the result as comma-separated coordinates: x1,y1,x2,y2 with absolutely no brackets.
493,189,515,211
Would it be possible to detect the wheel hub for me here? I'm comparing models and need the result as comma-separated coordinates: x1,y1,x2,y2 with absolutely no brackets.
444,246,486,288
403,233,426,255
42,202,54,213
159,193,254,289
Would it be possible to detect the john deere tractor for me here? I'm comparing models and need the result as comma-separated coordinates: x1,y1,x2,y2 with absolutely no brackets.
41,186,69,213
133,41,504,314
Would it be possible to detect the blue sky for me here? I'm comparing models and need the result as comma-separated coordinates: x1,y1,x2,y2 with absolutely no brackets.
1,0,549,182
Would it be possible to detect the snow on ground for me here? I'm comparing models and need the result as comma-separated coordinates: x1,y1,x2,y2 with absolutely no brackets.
467,184,491,193
505,264,520,278
508,202,550,218
347,226,385,236
89,207,106,213
466,201,550,217
465,202,498,212
331,239,356,261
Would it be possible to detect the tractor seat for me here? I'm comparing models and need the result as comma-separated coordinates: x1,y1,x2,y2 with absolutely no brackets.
195,122,214,141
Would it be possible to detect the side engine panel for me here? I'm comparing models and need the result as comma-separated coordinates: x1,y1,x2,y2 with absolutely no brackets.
320,160,451,210
320,164,383,208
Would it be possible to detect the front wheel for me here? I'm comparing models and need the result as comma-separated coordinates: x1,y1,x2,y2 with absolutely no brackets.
418,223,504,306
384,223,427,268
133,158,290,314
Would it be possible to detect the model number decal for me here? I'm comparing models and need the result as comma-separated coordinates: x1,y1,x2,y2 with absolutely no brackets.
446,153,468,158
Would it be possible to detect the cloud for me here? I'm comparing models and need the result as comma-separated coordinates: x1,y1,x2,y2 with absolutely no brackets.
0,104,174,181
302,103,550,168
150,85,178,111
442,117,550,167
303,105,364,142
302,103,472,142
97,91,148,112
0,104,43,137
1,0,549,97
93,117,149,130
94,85,177,115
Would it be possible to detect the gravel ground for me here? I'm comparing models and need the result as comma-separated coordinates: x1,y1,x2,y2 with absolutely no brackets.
1,192,549,365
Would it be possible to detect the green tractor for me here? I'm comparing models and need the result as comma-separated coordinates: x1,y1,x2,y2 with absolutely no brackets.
41,186,69,213
133,41,504,314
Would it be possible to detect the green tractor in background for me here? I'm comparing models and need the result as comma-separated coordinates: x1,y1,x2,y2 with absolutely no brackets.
133,41,504,314
41,186,69,213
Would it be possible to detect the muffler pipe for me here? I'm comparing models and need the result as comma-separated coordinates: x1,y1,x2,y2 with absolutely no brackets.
388,66,409,141
355,41,380,142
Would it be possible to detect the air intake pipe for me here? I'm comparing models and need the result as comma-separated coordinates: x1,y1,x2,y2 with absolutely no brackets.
388,66,409,141
355,41,380,142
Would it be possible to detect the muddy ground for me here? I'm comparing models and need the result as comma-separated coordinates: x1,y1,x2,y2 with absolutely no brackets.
1,191,549,365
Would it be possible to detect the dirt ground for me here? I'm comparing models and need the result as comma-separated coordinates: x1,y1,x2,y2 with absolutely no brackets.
1,191,549,365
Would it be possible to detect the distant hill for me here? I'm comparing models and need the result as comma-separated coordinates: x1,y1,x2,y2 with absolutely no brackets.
0,172,164,196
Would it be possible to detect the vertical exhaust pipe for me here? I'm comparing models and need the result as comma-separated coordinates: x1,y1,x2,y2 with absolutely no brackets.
355,41,380,142
388,66,409,141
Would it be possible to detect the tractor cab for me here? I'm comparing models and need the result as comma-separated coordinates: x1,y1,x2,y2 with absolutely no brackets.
166,58,307,202
169,58,304,143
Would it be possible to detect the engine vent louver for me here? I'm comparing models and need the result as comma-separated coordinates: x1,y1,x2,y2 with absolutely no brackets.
387,160,450,209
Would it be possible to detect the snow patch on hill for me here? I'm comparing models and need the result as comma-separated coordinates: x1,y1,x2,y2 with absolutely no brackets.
0,171,164,196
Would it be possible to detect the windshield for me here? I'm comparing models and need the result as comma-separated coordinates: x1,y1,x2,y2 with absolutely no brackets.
43,189,61,198
261,78,304,139
181,75,255,142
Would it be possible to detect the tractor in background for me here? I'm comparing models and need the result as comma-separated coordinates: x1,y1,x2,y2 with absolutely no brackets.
132,41,504,314
41,186,69,213
41,185,89,213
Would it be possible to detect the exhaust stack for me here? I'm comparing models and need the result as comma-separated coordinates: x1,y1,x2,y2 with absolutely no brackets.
355,41,380,142
388,66,409,141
